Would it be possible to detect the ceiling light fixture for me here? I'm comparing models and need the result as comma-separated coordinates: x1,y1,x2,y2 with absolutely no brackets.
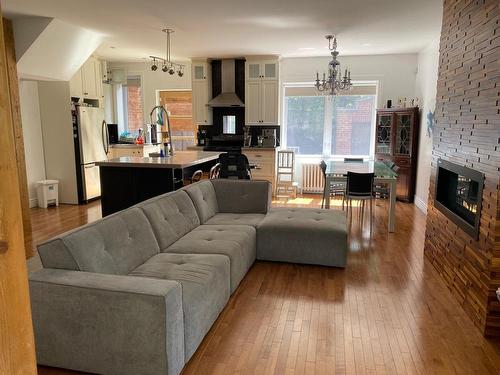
315,35,352,95
149,28,184,76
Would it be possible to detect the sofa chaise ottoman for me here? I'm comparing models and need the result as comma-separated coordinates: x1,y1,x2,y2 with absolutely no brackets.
29,179,347,375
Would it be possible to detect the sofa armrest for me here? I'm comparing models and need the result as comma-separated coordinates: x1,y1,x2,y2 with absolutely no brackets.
210,179,272,214
29,269,184,375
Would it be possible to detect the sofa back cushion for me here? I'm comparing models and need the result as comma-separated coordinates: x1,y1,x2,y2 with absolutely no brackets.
211,179,271,214
39,207,160,275
139,190,200,250
182,180,219,223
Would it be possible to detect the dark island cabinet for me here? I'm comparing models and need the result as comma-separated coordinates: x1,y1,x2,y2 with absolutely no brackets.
375,107,420,203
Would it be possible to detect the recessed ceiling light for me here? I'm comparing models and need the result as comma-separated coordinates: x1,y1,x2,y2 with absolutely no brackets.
109,46,116,49
362,43,372,47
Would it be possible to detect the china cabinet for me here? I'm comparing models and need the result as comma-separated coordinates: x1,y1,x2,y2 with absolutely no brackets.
375,107,419,202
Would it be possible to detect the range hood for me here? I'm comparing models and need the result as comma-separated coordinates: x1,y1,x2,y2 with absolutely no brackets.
208,59,244,107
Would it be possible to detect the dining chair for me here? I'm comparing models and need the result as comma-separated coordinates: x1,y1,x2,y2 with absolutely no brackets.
218,152,251,179
320,160,346,210
275,150,299,199
346,171,375,227
190,170,204,184
209,163,221,179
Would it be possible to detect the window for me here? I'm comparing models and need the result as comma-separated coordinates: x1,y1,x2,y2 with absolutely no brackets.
283,83,377,158
116,75,144,134
159,90,195,150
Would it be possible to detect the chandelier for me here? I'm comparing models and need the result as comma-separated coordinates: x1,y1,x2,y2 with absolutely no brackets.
315,35,352,95
150,28,184,77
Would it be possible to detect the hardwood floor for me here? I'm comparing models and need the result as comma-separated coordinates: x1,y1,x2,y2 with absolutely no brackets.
31,196,500,375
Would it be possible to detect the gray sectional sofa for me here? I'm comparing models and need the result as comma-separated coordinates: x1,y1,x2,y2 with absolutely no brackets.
29,179,348,375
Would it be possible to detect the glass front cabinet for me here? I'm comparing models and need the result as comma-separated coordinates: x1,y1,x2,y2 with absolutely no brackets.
375,107,420,202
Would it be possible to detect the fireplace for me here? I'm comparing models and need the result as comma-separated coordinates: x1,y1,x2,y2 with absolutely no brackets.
434,159,484,239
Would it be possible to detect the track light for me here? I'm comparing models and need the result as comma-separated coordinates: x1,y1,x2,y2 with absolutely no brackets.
177,70,184,77
151,58,158,71
162,64,168,72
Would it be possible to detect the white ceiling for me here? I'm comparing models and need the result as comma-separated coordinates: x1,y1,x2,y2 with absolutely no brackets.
3,0,443,62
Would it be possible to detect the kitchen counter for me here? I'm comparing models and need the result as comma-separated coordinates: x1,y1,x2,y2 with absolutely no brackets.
109,143,161,148
96,151,221,216
242,146,278,150
96,151,221,169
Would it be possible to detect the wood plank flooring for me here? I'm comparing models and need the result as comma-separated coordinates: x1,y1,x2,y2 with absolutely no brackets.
31,196,500,375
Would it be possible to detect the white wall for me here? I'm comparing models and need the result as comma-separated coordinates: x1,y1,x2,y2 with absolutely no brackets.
109,61,192,124
19,80,46,207
281,53,418,109
413,40,440,213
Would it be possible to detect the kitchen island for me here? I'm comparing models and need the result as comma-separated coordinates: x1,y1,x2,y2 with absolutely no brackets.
95,151,220,216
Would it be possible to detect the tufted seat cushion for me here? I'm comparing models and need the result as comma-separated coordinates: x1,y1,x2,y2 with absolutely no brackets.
164,225,256,293
129,253,230,361
204,213,266,227
257,207,348,267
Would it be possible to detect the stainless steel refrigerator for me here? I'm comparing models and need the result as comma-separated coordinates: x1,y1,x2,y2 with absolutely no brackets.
72,104,108,202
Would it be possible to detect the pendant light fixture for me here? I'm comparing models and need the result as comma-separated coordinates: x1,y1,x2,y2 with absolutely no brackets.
150,28,184,77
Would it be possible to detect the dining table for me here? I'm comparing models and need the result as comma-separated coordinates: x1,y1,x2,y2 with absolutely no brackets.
324,160,398,233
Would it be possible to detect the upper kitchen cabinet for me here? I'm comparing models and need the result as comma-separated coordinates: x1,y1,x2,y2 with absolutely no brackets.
246,60,279,81
70,56,105,103
191,59,212,125
245,58,279,125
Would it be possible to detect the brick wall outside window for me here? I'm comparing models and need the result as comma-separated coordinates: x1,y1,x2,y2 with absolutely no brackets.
127,86,143,134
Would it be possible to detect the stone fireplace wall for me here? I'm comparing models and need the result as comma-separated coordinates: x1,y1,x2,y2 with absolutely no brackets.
424,0,500,336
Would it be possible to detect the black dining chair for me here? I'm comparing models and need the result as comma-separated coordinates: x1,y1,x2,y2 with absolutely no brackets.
346,172,375,227
218,152,251,180
320,160,346,210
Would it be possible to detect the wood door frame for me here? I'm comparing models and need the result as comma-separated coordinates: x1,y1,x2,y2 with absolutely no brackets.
0,7,37,373
2,17,33,258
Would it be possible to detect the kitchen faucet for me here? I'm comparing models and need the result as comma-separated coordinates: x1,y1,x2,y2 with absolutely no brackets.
150,105,174,156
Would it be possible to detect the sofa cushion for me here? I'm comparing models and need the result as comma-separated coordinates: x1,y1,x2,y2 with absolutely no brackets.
257,207,348,267
210,179,271,214
182,181,218,223
50,207,159,275
204,213,266,227
139,190,200,249
129,253,230,361
164,225,256,293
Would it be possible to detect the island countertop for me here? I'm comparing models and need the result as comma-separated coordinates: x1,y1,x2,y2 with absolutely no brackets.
95,151,221,169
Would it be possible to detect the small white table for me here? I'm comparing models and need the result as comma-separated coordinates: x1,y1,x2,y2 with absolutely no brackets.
324,161,398,233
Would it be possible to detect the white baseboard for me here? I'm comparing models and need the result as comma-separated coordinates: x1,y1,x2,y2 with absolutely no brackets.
29,198,38,208
414,195,428,214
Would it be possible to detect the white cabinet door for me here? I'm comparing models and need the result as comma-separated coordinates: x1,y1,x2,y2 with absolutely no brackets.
247,62,261,81
192,80,208,124
94,58,103,99
82,58,97,99
69,69,83,98
245,81,262,124
192,63,207,81
261,61,278,80
261,80,278,124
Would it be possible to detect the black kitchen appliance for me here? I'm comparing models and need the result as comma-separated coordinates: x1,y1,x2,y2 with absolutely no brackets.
107,123,119,144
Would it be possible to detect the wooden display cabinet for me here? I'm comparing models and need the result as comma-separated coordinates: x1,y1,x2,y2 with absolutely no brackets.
375,107,420,202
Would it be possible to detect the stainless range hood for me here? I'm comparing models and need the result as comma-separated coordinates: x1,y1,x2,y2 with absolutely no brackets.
208,59,244,107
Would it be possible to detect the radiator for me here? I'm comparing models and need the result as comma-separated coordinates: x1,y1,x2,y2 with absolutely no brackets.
301,164,324,193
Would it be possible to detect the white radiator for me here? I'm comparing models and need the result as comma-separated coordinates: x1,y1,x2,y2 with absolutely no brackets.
301,164,324,193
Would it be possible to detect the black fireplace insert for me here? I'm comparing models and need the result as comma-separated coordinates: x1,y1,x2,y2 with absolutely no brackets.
434,159,484,239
